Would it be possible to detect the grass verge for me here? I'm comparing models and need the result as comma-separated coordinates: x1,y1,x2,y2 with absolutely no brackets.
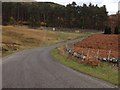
51,48,119,86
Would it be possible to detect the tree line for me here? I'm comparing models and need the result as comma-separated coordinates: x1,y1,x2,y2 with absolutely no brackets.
2,2,108,30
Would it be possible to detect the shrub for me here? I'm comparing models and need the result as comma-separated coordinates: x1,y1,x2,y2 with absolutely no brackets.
114,26,120,34
28,17,40,28
9,17,15,25
104,26,111,34
41,22,47,26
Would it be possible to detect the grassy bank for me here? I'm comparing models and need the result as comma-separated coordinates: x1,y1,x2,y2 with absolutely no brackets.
2,25,92,57
51,48,119,85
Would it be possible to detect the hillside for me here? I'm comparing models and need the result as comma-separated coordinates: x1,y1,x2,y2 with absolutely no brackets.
2,2,108,30
2,26,87,56
39,2,64,7
74,34,119,58
1,0,35,2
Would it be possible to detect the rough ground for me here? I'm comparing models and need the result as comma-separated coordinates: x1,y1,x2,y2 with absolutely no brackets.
2,26,82,56
74,34,119,58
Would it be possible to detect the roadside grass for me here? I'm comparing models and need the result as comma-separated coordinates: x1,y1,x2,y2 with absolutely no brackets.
2,26,92,57
51,48,119,86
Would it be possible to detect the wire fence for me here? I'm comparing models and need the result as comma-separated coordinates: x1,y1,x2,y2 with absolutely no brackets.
64,45,119,67
74,47,118,60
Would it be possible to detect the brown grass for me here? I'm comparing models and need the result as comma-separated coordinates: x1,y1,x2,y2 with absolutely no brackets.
2,25,84,57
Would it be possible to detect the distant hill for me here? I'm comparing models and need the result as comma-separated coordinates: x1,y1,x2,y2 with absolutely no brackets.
2,2,108,30
41,2,64,7
1,1,64,7
1,0,64,7
1,0,35,2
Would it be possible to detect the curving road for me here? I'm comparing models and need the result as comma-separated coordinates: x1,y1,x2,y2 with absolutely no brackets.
2,38,116,88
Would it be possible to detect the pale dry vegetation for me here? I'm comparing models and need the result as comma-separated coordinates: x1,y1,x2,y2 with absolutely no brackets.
2,26,85,56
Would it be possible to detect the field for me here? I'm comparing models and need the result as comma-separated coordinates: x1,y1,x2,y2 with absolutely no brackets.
2,25,91,57
74,34,119,59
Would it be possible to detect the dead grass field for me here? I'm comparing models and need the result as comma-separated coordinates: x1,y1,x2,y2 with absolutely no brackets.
2,25,90,57
74,34,119,58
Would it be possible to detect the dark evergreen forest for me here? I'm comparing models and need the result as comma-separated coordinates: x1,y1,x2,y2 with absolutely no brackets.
2,2,108,30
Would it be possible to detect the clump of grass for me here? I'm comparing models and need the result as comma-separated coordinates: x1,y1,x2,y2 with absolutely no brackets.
51,48,119,85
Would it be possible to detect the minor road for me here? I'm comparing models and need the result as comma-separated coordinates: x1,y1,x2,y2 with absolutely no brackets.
2,37,116,88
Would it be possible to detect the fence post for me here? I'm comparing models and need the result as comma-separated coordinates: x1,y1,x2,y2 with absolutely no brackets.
96,49,99,60
65,44,68,49
108,49,111,59
82,51,83,55
87,49,90,60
